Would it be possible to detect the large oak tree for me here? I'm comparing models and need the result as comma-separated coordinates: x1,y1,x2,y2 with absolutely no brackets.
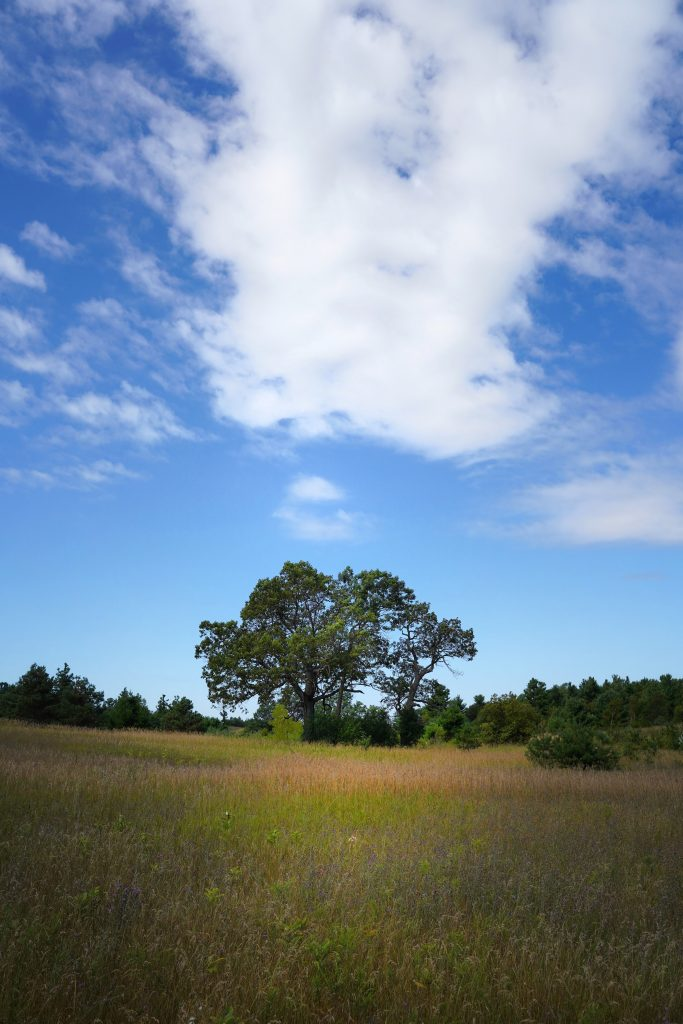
196,561,477,741
196,561,376,740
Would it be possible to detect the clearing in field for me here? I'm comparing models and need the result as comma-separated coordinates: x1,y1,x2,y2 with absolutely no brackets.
1,722,681,1024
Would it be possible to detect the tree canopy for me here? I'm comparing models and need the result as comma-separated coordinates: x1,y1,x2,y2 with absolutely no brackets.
196,561,377,740
353,569,477,715
195,561,477,740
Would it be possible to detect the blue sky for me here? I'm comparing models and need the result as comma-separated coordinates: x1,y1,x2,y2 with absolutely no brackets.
1,0,682,715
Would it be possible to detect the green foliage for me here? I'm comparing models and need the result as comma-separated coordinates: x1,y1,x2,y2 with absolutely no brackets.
5,647,683,758
660,723,683,750
103,688,153,730
311,709,346,744
452,722,482,749
476,694,540,744
356,569,476,716
528,674,683,730
526,723,619,770
156,696,204,732
75,885,103,911
196,562,378,740
7,663,105,727
353,704,397,746
397,707,424,747
466,694,486,721
197,562,477,739
419,722,446,746
420,697,468,745
242,695,276,734
523,678,552,716
270,703,303,742
435,699,467,738
216,1011,238,1024
312,703,397,746
619,728,658,763
423,681,452,717
14,663,57,723
54,664,105,727
0,682,18,719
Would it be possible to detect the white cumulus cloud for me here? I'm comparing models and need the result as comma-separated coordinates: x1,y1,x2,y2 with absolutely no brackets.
150,0,677,458
5,0,683,513
276,472,367,540
287,475,345,503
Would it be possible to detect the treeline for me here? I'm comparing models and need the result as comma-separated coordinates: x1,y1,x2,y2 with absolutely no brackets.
416,675,683,757
1,663,682,749
0,664,243,733
262,673,683,748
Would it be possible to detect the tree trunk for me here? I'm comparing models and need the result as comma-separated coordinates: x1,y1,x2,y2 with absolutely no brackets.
302,693,315,742
403,664,432,713
335,680,344,718
403,677,420,713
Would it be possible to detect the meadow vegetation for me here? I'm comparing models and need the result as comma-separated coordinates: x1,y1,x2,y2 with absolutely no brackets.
1,721,681,1024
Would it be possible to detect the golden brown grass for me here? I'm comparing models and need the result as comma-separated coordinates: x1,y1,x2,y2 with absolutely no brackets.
1,721,681,1024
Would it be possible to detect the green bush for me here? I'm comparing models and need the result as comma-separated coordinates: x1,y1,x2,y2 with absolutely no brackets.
619,727,658,763
526,723,619,770
397,707,424,747
452,722,482,749
356,705,397,746
659,723,683,750
312,704,397,746
270,704,303,742
421,699,467,742
419,722,446,746
477,694,540,744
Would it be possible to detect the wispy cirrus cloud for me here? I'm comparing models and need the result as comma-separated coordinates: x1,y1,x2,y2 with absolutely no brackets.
0,304,92,385
20,220,76,260
119,242,179,304
15,0,137,44
70,459,139,485
0,306,40,343
0,243,45,290
0,378,33,425
518,454,683,544
56,381,193,444
0,466,55,487
275,505,364,542
0,458,139,488
674,329,683,397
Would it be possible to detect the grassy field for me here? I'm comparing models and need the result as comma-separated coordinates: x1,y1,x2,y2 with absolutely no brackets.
1,723,681,1024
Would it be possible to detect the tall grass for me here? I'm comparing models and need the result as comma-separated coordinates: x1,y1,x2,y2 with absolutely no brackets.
1,721,681,1024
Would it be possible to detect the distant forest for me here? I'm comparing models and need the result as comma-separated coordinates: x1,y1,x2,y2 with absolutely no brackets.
1,663,681,747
